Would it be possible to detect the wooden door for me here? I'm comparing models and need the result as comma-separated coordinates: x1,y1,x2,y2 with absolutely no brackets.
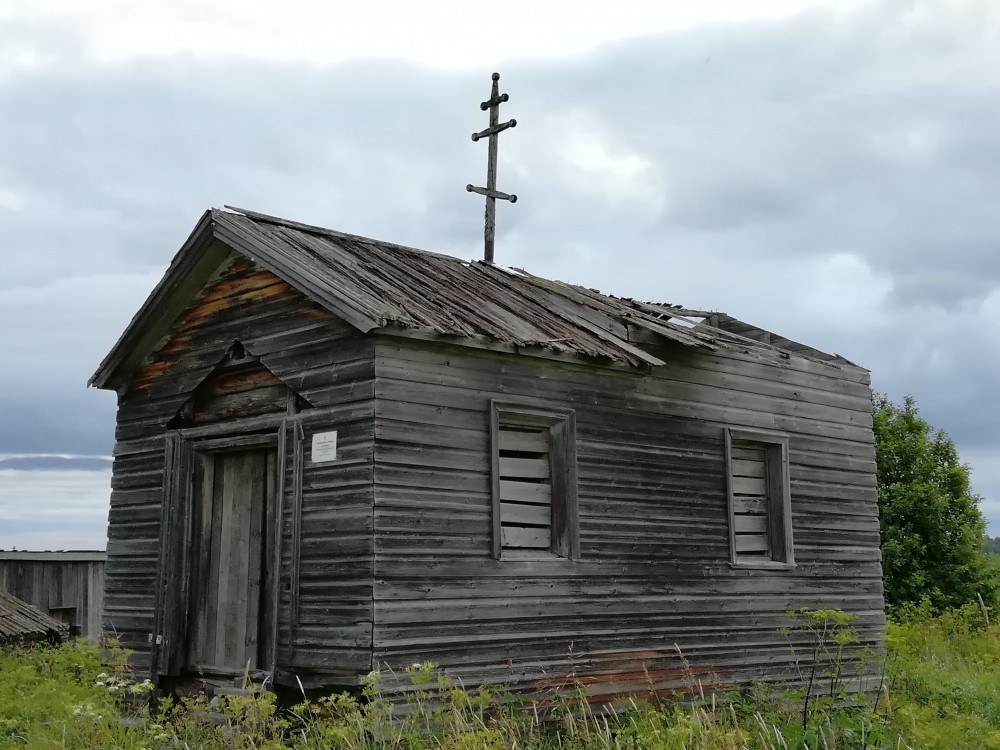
188,448,277,672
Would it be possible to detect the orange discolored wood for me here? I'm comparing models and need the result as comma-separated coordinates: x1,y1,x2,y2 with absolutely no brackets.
202,367,282,399
131,256,315,392
169,361,291,427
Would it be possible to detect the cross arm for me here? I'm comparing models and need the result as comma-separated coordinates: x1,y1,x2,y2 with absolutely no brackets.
481,92,509,110
471,119,517,142
466,184,517,202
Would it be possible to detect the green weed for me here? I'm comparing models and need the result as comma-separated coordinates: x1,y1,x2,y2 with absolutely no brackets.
2,610,1000,749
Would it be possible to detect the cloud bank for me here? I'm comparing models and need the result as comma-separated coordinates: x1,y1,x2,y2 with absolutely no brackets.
2,0,1000,538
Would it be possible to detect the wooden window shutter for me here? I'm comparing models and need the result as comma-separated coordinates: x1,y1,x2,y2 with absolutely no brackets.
491,403,578,561
729,438,771,560
726,429,793,567
497,423,553,551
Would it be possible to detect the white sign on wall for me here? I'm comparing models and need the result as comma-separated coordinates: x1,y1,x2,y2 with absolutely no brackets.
311,430,338,463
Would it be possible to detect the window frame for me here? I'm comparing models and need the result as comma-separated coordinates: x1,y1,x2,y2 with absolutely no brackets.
725,427,795,570
490,401,579,561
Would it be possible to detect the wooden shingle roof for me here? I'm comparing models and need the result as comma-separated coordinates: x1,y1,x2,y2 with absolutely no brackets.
0,591,69,645
90,206,860,390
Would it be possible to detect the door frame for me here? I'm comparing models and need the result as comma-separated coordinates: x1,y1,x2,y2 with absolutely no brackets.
151,405,345,682
150,420,289,680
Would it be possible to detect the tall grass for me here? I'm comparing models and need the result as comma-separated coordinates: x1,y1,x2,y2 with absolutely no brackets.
886,603,1000,749
2,608,1000,749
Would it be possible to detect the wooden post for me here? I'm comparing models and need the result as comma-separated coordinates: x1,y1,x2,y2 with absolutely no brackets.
466,72,518,263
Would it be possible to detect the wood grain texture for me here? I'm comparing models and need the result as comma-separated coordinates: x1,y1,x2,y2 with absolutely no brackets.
0,554,105,643
729,437,776,563
101,238,883,702
497,421,553,553
187,449,272,671
372,336,883,703
104,255,375,681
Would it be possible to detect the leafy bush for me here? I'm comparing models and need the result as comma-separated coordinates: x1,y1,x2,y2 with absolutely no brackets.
873,393,998,613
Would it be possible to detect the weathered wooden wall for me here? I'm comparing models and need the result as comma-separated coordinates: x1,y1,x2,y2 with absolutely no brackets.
284,407,375,683
371,336,883,702
105,249,375,679
102,235,883,699
0,552,105,641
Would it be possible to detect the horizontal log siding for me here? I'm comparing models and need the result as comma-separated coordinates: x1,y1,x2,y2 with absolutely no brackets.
105,254,375,675
104,450,165,665
372,338,883,702
285,407,375,678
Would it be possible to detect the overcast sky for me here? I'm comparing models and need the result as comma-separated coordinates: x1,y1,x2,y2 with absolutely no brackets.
2,0,999,548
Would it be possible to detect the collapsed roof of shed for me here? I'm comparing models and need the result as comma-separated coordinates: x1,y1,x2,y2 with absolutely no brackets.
0,591,69,645
90,206,861,390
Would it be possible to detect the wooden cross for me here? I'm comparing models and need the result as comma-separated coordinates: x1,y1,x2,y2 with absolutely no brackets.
466,72,517,263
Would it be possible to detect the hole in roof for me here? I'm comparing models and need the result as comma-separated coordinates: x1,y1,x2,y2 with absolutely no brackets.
498,265,528,277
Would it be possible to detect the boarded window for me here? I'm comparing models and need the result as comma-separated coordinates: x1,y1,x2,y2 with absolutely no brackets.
490,403,578,561
726,430,793,566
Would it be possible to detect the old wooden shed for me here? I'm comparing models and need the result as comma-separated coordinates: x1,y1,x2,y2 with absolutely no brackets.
90,207,884,701
0,591,70,646
0,551,106,642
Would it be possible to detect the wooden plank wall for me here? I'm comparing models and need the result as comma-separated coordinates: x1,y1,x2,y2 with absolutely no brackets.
371,337,884,703
0,555,105,642
105,252,375,677
285,409,375,681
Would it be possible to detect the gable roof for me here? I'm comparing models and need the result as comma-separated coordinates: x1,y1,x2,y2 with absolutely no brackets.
0,591,69,644
90,207,859,390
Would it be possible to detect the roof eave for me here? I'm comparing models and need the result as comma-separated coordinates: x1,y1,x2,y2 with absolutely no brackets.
88,208,384,392
88,209,219,391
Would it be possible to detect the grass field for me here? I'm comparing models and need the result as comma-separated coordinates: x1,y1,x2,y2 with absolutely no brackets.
2,607,999,749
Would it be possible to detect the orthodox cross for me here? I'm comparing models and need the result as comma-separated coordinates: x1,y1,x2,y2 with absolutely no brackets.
466,72,517,263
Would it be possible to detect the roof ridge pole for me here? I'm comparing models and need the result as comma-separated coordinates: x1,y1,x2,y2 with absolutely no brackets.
466,72,518,263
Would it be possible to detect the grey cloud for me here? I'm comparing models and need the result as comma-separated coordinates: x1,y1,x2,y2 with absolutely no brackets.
0,457,111,471
3,0,1000,534
0,399,115,455
513,6,1000,311
0,518,108,551
0,468,110,549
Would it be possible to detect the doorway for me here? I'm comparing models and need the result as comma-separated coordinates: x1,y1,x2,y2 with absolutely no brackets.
187,447,277,673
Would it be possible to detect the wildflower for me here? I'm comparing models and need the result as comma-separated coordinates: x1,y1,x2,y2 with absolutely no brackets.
130,679,155,695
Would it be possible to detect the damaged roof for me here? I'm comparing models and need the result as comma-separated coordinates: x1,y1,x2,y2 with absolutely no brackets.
90,206,860,390
0,591,69,645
